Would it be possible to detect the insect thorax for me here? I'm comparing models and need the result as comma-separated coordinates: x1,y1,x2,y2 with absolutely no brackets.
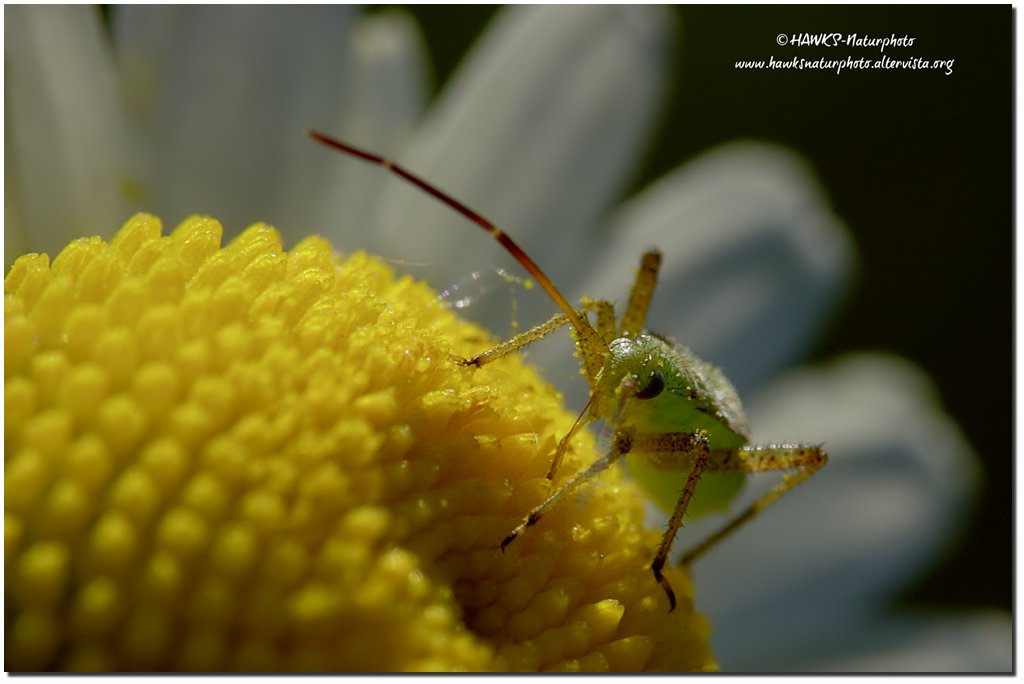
595,334,750,449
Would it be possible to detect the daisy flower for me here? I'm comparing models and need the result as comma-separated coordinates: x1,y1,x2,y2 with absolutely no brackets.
4,4,1010,672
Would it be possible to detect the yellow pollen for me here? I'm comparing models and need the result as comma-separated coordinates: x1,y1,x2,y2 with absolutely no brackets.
5,214,714,672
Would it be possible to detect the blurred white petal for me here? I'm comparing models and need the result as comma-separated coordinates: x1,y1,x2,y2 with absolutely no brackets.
5,5,129,258
683,354,979,670
371,5,675,319
5,146,28,261
112,6,358,238
808,610,1012,673
310,10,429,246
579,142,854,392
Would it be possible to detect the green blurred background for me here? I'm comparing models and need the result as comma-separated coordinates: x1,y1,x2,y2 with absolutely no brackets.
394,5,1012,614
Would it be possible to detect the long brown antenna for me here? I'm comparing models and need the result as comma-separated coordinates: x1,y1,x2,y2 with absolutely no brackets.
306,129,590,335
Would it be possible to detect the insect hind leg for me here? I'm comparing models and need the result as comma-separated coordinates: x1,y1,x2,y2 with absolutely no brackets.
679,443,828,566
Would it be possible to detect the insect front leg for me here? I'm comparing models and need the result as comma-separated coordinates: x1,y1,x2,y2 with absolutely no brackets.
500,426,636,552
454,310,574,368
545,395,596,481
454,298,615,369
678,443,827,566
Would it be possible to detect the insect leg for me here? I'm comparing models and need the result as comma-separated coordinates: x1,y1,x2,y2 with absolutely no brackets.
679,444,828,565
619,250,662,338
631,431,713,612
457,296,617,369
545,395,597,481
455,310,574,367
534,300,611,480
580,297,617,344
501,426,635,552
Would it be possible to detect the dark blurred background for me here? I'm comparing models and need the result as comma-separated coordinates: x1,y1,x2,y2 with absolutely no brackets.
395,5,1012,614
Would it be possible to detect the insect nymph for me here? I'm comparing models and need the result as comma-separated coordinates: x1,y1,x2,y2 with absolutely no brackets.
308,130,827,611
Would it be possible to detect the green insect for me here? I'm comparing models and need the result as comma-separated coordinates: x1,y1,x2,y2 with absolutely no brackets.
308,130,827,611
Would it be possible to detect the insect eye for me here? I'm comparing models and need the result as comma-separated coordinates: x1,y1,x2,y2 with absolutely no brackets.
635,369,664,400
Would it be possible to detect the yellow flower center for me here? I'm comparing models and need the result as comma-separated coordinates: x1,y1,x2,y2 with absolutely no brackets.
5,214,714,672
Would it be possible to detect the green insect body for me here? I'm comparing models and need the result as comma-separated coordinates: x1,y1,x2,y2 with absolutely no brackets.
596,335,749,443
308,129,827,612
600,335,748,518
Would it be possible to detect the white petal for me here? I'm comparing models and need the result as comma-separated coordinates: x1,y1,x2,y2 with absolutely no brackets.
682,354,979,670
5,5,129,258
111,6,358,240
371,5,675,327
807,610,1012,673
5,152,28,261
578,142,854,393
309,10,430,246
